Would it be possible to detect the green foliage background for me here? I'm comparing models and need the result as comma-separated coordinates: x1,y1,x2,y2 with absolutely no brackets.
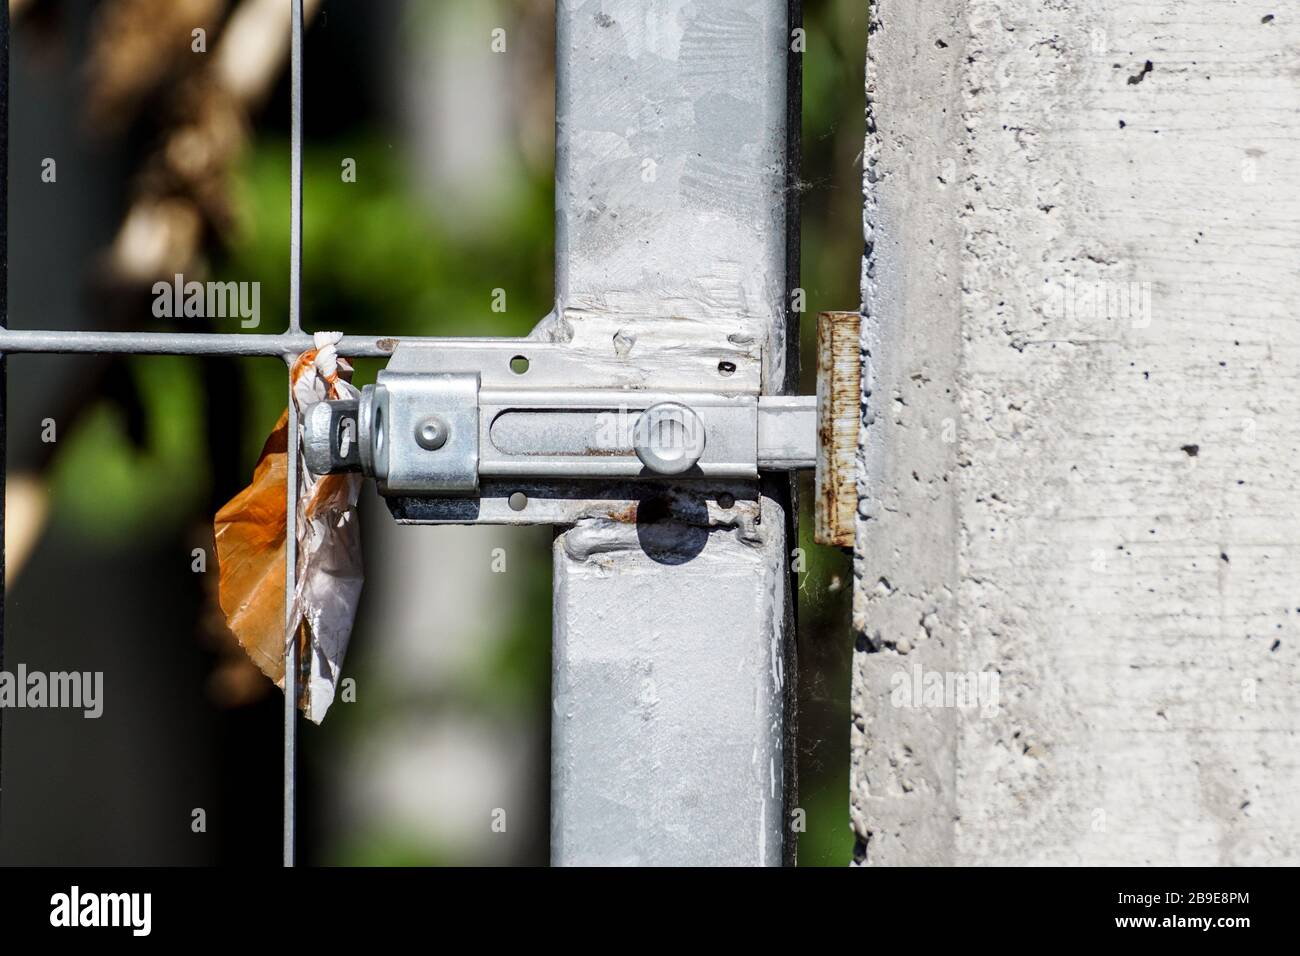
42,0,864,866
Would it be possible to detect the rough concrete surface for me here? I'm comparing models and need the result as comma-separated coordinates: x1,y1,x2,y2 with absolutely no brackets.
854,0,1300,864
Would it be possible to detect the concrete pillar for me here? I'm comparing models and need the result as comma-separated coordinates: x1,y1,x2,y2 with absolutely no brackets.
853,0,1300,864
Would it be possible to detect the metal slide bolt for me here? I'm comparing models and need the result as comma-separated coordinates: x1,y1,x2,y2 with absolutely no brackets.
633,401,707,475
415,416,449,450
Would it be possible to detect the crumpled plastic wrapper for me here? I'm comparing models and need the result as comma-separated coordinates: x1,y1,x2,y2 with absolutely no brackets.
214,331,363,723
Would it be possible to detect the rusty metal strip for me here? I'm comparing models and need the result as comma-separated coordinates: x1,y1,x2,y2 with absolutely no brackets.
815,310,861,548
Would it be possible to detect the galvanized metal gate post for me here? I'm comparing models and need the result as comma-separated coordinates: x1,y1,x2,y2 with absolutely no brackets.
549,0,801,866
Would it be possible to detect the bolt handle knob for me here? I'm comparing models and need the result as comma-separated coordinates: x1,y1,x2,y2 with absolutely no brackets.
633,402,707,475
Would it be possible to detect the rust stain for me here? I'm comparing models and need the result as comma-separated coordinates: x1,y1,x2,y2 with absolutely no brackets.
815,311,861,549
603,501,640,523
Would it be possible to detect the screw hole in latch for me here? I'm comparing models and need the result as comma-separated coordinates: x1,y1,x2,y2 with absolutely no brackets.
508,491,528,511
717,492,735,509
717,360,736,377
510,355,530,375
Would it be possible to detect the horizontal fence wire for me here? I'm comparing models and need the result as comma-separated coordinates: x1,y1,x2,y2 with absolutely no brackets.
0,329,408,357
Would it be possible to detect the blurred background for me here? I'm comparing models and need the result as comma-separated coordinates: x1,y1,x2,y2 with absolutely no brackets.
0,0,863,865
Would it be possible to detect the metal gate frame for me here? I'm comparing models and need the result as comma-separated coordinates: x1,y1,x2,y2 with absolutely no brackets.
549,0,801,865
0,0,802,866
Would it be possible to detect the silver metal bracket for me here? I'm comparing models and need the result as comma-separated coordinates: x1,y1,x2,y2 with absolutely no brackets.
303,335,817,526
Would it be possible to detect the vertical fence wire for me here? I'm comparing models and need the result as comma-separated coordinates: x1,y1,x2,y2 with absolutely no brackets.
283,389,298,865
0,1,315,864
289,0,303,336
283,0,304,867
0,0,10,833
